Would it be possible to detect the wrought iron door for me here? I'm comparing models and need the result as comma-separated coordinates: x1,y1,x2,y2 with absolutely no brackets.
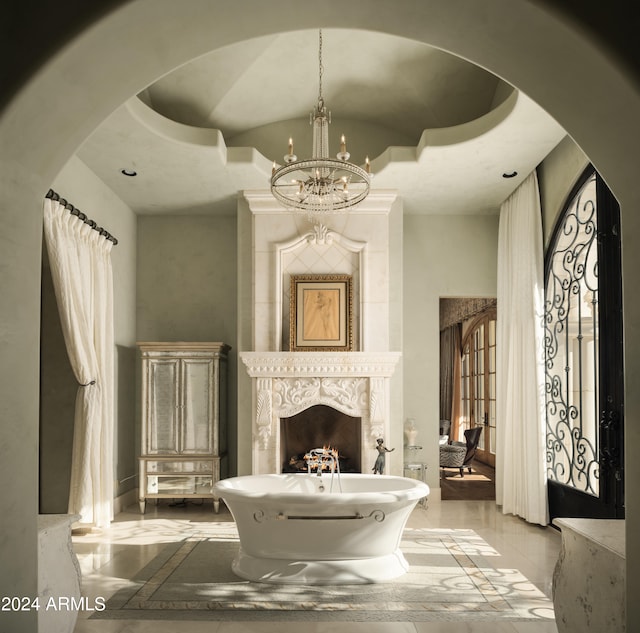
544,167,624,520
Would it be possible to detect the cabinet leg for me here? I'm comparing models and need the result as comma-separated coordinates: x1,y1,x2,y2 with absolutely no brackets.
213,498,220,513
139,500,146,514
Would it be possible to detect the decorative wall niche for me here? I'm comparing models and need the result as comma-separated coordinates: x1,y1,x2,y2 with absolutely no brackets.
277,223,365,351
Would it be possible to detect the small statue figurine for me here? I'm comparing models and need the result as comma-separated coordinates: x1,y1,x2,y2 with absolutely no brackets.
372,438,394,474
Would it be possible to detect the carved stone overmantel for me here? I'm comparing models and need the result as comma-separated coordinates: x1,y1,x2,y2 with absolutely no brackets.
240,352,401,474
243,189,398,353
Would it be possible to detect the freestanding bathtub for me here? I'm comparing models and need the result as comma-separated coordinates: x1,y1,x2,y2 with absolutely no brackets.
213,473,429,584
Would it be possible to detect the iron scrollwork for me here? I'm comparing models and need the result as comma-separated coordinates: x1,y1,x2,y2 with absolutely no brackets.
545,173,600,497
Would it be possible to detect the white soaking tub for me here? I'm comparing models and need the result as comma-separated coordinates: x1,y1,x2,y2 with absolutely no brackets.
214,473,429,584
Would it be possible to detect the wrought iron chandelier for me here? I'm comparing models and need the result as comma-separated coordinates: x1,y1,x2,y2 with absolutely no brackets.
270,30,371,216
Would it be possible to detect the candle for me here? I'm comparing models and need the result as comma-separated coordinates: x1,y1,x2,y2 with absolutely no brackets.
272,161,276,175
365,156,370,173
288,138,293,156
340,134,346,154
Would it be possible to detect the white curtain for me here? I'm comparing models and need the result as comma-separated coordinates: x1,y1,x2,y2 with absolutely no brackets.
495,171,548,526
43,198,115,528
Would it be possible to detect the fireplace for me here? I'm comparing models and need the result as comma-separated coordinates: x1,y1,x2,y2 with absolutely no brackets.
280,405,362,473
240,351,401,475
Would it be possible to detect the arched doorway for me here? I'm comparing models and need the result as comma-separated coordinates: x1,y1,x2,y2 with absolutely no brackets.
1,3,639,630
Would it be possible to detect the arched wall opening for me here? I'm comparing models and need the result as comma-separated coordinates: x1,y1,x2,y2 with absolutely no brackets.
1,2,638,629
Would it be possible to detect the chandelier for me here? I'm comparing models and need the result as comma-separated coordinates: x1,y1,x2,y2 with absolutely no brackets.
270,30,371,216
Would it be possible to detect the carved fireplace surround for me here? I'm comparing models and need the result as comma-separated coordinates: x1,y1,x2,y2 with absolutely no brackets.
240,352,401,474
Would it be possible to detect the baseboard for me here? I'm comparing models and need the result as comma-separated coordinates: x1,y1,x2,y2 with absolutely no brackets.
114,488,138,515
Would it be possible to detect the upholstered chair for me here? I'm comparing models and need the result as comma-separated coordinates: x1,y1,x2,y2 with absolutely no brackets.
439,427,483,477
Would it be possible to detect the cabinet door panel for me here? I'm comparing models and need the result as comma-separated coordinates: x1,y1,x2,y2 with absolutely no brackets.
147,360,180,454
181,359,213,454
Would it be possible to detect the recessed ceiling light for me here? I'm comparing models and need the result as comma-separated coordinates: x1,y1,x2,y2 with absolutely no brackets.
502,171,518,178
120,168,137,177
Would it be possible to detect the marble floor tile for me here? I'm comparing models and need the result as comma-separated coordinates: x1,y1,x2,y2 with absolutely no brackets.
73,498,561,633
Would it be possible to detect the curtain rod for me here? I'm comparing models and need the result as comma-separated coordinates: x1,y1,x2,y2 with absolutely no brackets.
45,189,118,245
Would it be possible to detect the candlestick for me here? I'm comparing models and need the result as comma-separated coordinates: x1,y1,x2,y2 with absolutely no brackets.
284,138,297,163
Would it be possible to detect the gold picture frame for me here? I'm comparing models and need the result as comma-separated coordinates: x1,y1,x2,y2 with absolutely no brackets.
290,274,353,351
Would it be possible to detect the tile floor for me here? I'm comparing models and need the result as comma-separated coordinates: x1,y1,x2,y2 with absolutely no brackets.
72,498,561,633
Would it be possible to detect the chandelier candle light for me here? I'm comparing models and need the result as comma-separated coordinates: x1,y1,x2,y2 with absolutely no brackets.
270,30,371,216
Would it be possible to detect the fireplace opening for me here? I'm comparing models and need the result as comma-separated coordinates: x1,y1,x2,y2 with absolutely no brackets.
280,404,362,473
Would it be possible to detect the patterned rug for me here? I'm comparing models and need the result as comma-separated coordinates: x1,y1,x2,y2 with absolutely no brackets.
92,525,555,622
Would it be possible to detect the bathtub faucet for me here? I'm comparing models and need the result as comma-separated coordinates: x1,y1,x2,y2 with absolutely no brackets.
304,447,342,492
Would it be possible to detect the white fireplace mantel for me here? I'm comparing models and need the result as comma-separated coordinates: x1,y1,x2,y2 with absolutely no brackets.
240,351,401,377
240,352,401,474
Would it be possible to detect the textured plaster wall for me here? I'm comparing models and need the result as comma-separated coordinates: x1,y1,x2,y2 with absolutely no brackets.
39,261,77,513
136,214,238,475
403,214,499,491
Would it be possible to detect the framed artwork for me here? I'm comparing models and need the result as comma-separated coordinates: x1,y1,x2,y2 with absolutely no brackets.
290,274,353,351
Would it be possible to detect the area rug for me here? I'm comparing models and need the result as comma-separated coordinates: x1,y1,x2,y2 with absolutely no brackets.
92,526,554,622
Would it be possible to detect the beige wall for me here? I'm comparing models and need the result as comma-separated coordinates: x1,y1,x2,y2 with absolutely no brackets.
403,214,499,490
136,214,238,475
39,259,77,512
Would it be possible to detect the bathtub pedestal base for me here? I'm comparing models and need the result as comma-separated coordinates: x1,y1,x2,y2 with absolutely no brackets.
233,547,410,585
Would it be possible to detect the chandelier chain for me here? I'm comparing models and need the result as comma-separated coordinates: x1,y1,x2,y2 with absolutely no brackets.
318,29,323,102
